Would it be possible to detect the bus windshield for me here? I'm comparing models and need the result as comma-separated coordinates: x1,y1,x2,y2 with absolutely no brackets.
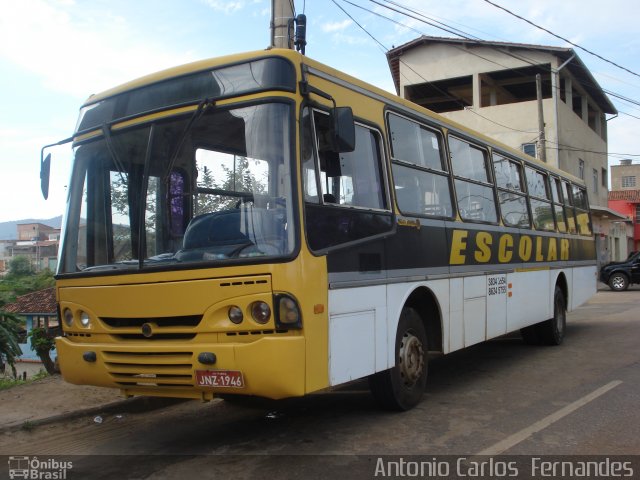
59,102,295,274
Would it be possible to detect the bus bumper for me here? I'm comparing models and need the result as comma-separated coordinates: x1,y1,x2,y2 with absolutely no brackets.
55,336,306,401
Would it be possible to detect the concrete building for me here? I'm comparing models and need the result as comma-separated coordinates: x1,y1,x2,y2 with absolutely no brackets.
0,223,60,273
386,36,625,266
608,159,640,253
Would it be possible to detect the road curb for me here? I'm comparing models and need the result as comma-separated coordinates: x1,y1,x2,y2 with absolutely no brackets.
0,396,184,433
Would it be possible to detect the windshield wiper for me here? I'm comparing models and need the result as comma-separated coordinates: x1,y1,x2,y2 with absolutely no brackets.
162,98,215,184
101,123,128,186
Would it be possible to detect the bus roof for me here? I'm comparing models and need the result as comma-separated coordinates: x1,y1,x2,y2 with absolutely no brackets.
82,48,586,187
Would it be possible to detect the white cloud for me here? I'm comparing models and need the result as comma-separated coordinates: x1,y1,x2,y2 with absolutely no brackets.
321,19,352,33
0,0,198,100
202,0,245,14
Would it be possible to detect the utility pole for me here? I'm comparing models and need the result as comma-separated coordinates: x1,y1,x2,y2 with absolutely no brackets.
536,74,547,163
271,0,294,49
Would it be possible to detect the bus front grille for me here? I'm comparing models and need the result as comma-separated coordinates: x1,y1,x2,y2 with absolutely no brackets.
103,351,194,388
101,315,202,328
99,315,202,342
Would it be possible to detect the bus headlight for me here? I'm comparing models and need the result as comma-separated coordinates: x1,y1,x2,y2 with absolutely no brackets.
251,301,271,324
228,306,244,324
63,308,74,327
80,311,91,328
275,294,302,329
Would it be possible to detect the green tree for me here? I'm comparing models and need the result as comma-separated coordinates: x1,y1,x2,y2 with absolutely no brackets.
0,269,54,307
195,165,220,214
28,327,57,375
8,255,33,277
0,314,23,378
196,156,267,214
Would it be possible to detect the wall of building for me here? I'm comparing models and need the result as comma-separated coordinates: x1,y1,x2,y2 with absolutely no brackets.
16,315,58,362
438,98,552,161
556,100,609,206
611,163,640,190
609,199,639,251
396,43,609,208
398,44,553,87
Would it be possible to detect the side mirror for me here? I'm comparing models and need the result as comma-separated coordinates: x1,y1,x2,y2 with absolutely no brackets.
40,153,51,200
332,106,355,153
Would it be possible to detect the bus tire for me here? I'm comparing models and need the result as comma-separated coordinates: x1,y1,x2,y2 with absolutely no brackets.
368,307,428,411
521,286,566,346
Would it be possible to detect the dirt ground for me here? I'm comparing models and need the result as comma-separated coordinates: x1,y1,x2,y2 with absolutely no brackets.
0,373,124,429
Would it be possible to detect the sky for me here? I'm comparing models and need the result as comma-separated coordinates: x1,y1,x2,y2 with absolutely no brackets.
1,0,639,222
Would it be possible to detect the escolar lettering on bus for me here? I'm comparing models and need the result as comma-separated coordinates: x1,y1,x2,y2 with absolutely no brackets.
449,229,570,265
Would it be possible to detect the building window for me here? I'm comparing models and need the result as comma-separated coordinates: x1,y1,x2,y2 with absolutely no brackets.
622,176,637,188
578,159,585,179
636,205,640,223
592,169,598,194
602,168,607,188
522,143,536,158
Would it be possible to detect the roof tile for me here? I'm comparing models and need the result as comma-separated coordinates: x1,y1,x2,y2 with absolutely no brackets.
3,287,56,315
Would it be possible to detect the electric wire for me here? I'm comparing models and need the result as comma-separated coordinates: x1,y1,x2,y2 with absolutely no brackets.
331,0,640,158
482,0,640,80
372,0,640,116
341,0,550,133
331,0,389,53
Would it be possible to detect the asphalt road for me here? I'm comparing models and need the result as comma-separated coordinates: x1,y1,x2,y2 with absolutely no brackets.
2,286,639,479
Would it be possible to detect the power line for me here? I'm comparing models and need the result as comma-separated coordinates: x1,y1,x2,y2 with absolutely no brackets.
368,0,474,39
336,0,471,112
334,1,541,133
619,110,640,121
465,108,538,134
546,139,640,158
482,0,640,80
331,0,388,52
331,0,640,158
371,0,640,115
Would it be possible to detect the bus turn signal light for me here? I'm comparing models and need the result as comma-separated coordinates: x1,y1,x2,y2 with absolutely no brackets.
275,294,302,329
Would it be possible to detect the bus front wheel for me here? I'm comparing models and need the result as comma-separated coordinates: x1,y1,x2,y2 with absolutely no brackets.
368,307,428,411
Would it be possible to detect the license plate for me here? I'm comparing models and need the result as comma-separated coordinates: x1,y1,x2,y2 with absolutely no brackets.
196,370,244,388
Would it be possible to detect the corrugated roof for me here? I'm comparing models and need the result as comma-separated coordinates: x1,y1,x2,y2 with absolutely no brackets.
3,287,56,315
386,36,617,115
608,190,640,202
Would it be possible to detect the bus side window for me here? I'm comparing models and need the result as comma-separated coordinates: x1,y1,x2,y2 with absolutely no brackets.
525,167,555,231
449,136,497,223
572,184,592,235
303,107,392,251
310,110,386,210
551,177,567,233
301,108,321,203
562,180,577,234
388,113,452,218
493,153,530,228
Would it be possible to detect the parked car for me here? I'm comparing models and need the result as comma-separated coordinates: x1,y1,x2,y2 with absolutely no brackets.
599,251,640,291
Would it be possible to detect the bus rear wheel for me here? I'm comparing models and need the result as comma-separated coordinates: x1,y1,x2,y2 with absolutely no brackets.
521,286,566,346
368,307,428,411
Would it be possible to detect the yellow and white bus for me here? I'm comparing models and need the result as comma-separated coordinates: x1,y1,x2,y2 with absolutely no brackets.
45,48,596,411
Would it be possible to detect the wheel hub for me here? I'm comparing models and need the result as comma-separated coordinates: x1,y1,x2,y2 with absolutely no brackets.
399,331,425,387
612,276,625,289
